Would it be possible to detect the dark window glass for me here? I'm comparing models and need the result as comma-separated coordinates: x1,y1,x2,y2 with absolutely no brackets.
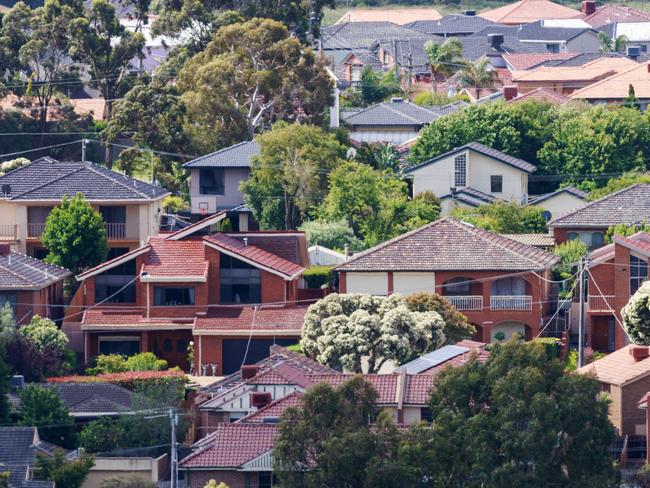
258,472,274,488
200,168,225,195
220,255,261,304
164,339,173,352
546,43,560,53
490,175,503,193
176,339,187,353
99,339,140,356
100,206,126,224
154,287,195,306
453,154,466,188
630,255,648,294
420,407,433,423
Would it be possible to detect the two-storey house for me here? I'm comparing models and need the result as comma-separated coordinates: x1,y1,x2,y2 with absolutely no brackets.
335,218,559,342
0,157,169,258
64,214,310,374
406,142,537,217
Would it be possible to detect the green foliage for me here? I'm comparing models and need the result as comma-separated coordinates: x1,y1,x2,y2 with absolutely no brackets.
202,482,229,488
352,142,402,174
42,193,108,274
605,222,650,243
452,201,547,233
34,451,94,488
87,354,128,375
4,330,68,382
0,346,10,425
598,31,628,52
285,344,303,354
19,315,68,353
588,172,650,201
302,266,332,289
624,84,641,111
0,302,15,340
125,352,168,372
553,239,588,298
0,472,9,488
413,92,464,107
299,219,363,251
405,292,476,343
532,337,560,358
424,37,463,91
341,67,403,107
241,122,346,230
87,352,168,375
99,476,156,488
163,195,187,213
19,385,76,448
622,281,650,345
457,58,497,100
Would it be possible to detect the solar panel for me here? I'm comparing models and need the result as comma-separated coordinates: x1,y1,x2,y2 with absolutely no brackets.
396,345,469,374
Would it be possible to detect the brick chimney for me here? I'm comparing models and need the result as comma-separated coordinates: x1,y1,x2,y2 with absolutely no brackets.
250,391,272,409
630,345,650,362
503,85,518,101
241,365,259,379
582,0,596,15
0,244,10,256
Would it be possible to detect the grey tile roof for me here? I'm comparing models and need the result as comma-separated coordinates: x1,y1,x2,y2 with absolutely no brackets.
470,25,521,38
528,185,588,205
0,252,70,290
435,100,470,115
374,38,438,74
406,141,537,174
539,51,650,67
459,34,544,61
342,100,440,127
439,187,499,207
183,141,260,169
548,183,650,228
321,21,433,50
0,157,169,201
0,427,58,488
518,20,596,41
406,14,496,36
336,217,559,272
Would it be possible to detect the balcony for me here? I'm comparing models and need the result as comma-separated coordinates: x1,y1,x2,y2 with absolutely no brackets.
588,295,615,313
0,224,18,241
490,295,532,311
445,295,483,311
104,223,134,240
27,222,46,239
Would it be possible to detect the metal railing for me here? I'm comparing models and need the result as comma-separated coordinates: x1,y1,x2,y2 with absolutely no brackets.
104,222,128,240
27,222,46,238
0,224,17,240
588,295,615,312
490,295,532,311
445,295,483,311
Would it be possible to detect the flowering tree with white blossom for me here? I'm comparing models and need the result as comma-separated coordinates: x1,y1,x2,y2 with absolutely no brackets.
623,281,650,344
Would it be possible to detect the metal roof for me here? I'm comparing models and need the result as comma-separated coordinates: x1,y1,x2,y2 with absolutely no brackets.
395,345,469,374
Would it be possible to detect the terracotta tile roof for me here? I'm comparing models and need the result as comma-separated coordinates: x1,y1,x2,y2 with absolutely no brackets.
479,0,582,24
335,8,441,25
508,87,571,104
500,233,556,248
308,374,432,405
512,66,618,83
193,306,307,333
142,237,208,278
225,233,309,267
179,423,278,468
251,363,312,388
612,232,650,257
583,5,650,28
81,308,195,330
204,234,305,279
581,56,640,70
503,52,577,70
336,218,559,272
569,62,650,100
577,345,650,386
238,391,303,423
68,98,106,120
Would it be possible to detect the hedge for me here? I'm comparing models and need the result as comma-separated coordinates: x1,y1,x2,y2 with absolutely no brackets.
47,370,187,391
302,265,333,288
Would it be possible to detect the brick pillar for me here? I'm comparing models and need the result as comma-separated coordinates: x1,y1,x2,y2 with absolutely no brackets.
141,331,149,352
387,272,394,295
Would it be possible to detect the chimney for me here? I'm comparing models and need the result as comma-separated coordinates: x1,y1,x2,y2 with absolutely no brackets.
250,391,272,409
241,365,259,379
503,85,518,101
464,10,476,16
581,0,596,16
0,244,10,256
488,33,504,51
630,346,650,362
627,46,641,60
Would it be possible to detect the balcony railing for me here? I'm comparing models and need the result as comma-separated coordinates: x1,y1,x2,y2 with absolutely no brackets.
588,295,615,312
0,224,18,241
104,223,130,240
490,295,532,311
445,295,483,311
27,222,46,238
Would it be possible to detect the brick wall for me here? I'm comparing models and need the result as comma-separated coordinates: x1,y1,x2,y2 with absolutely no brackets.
621,376,650,436
187,470,253,488
261,272,286,303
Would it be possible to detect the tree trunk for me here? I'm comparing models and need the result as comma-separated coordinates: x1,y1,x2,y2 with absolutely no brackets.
284,191,292,230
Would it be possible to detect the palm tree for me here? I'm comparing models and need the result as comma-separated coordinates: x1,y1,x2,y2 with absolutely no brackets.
424,38,463,93
457,58,497,100
598,31,628,52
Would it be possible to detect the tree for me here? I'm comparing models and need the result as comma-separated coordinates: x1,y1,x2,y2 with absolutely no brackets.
241,123,346,230
19,315,68,353
605,222,650,243
624,84,641,110
0,302,15,339
410,340,618,487
405,292,476,343
301,293,445,373
588,172,650,201
342,67,404,107
598,31,627,52
4,330,66,381
99,476,156,488
0,345,10,425
298,219,364,251
623,281,650,345
457,58,497,100
352,142,402,174
34,451,94,488
79,416,128,453
178,19,332,150
0,158,30,176
424,38,463,93
41,193,108,274
553,240,588,298
452,201,547,234
19,385,76,448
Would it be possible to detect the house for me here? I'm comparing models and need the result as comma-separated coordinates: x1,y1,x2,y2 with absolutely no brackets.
0,427,62,488
308,245,346,266
371,38,439,84
500,233,556,250
406,12,496,37
577,345,650,436
585,232,650,352
505,86,571,104
600,22,650,54
339,51,383,84
0,157,169,258
405,141,537,216
395,341,489,374
517,18,599,53
334,8,441,25
528,185,588,221
458,33,544,66
580,1,650,28
335,217,559,343
183,140,259,230
479,0,582,25
0,244,70,324
548,184,650,248
637,392,650,464
569,61,650,109
63,214,311,374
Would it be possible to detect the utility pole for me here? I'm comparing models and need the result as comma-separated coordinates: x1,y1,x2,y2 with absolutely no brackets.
81,139,86,163
578,256,586,368
170,408,177,488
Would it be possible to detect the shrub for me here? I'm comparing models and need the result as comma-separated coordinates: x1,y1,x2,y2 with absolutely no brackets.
87,354,128,375
622,281,650,345
299,219,363,252
125,352,167,372
48,370,187,392
87,352,167,375
99,476,156,488
19,315,68,353
302,266,332,289
162,195,187,213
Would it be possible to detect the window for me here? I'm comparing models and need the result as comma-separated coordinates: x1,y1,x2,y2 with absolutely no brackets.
546,43,560,53
199,168,225,195
420,407,433,423
176,339,187,353
567,231,605,250
99,206,126,224
490,175,503,193
490,277,526,296
591,232,604,248
220,254,261,304
95,249,137,303
99,337,140,356
153,287,195,306
643,45,648,53
351,66,362,82
454,153,467,188
164,339,173,352
630,255,648,295
258,472,274,488
443,277,471,296
600,382,611,394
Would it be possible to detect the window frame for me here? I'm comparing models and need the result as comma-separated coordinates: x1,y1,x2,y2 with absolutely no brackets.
199,168,225,195
490,175,503,193
153,286,196,306
630,254,648,295
454,153,467,188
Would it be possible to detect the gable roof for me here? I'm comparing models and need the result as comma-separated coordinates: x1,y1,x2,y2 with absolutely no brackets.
577,345,650,386
0,251,70,290
238,391,304,423
141,237,208,280
548,183,650,228
374,38,438,75
583,4,650,28
517,19,596,42
335,8,441,25
321,21,432,50
503,52,578,70
508,87,571,105
406,14,495,35
183,141,259,168
342,100,440,127
439,187,499,207
0,427,59,488
0,157,169,201
479,0,582,24
569,62,650,99
458,35,544,62
336,217,559,272
528,185,588,204
406,141,537,174
512,66,618,83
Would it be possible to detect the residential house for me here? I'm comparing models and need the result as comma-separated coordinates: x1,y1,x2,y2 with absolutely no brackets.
548,184,650,248
64,214,311,374
517,18,600,53
577,345,650,436
335,217,559,342
503,52,582,70
569,61,650,109
585,232,650,352
183,140,259,230
528,186,588,221
479,0,582,25
334,8,441,25
580,1,650,28
500,234,557,250
339,51,383,85
600,22,650,54
504,85,571,104
308,245,346,266
458,32,544,67
0,244,70,324
405,142,536,216
0,157,169,258
0,427,62,488
394,341,489,374
406,12,496,37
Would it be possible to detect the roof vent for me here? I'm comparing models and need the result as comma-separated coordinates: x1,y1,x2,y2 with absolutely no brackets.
464,10,476,16
251,391,272,409
630,345,650,362
488,33,504,50
391,97,404,103
243,237,248,247
241,365,259,379
626,46,641,60
1,184,11,197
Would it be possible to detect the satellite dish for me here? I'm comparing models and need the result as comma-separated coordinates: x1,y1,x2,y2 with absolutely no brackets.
1,184,11,197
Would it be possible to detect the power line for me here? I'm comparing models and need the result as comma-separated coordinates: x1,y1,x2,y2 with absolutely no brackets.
0,140,83,159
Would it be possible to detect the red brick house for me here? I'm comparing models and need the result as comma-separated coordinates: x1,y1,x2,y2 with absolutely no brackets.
335,218,559,342
64,215,311,374
586,232,650,352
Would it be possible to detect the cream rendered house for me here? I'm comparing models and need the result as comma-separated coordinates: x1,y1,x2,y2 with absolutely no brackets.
529,186,588,221
406,142,537,217
0,157,169,258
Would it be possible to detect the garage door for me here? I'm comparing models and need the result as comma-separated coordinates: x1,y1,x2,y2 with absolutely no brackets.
222,338,297,374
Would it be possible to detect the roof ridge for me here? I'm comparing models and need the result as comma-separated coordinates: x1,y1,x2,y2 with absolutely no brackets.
184,140,255,166
570,62,649,98
9,165,85,200
84,164,153,199
380,103,424,124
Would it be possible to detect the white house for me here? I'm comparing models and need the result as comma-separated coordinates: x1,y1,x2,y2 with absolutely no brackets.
529,185,588,221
